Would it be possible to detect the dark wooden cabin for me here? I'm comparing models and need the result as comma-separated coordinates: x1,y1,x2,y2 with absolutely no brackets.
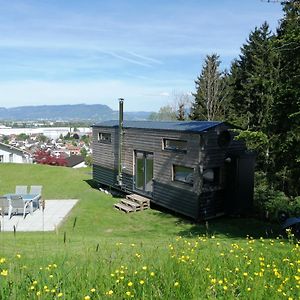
92,120,255,220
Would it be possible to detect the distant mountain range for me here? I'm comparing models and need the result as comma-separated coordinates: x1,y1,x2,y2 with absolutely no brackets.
0,104,152,121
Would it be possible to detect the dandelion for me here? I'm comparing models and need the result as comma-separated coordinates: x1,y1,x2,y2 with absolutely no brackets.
0,258,6,264
0,269,8,276
126,291,131,296
84,296,90,300
150,272,155,276
223,286,228,291
174,282,179,287
128,282,133,287
36,291,41,296
142,266,147,270
57,293,63,298
139,280,145,285
16,254,21,259
247,288,251,292
106,290,113,295
243,272,248,277
90,288,96,293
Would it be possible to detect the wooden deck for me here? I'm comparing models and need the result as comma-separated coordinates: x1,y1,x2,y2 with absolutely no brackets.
114,193,150,213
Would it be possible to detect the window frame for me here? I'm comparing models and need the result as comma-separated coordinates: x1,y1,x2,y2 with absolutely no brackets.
163,138,187,153
172,164,194,186
98,132,112,144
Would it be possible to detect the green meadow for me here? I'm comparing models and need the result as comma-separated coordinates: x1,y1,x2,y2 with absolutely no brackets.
0,164,299,299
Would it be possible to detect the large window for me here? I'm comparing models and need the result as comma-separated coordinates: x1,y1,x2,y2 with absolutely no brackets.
163,139,187,152
173,165,194,185
98,132,111,143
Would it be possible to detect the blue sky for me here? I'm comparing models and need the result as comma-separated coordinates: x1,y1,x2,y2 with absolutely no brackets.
0,0,283,111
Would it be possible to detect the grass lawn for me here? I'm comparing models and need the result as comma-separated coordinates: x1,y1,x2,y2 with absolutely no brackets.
0,164,299,299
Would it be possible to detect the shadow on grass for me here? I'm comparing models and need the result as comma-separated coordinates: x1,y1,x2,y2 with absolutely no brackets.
84,180,281,240
150,203,281,239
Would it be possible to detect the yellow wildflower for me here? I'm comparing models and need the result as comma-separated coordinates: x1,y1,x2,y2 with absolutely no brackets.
84,296,90,300
174,282,179,287
128,281,133,287
58,293,63,298
0,269,8,276
140,280,145,285
90,288,96,293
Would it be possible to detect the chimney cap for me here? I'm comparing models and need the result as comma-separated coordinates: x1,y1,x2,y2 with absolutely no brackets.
118,98,124,102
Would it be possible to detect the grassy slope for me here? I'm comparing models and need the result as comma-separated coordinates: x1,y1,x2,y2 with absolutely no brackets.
0,164,276,253
1,164,299,299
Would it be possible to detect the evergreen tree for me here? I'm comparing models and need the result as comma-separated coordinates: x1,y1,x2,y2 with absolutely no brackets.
190,54,228,121
270,0,300,196
228,22,276,132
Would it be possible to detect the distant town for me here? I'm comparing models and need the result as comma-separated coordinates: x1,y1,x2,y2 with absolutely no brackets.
0,120,92,168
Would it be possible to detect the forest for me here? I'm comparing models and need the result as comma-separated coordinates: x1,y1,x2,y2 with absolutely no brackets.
153,0,300,220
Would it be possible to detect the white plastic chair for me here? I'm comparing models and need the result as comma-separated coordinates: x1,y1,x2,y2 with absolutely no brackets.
29,186,42,209
15,186,28,194
29,185,42,195
9,195,32,219
0,196,12,218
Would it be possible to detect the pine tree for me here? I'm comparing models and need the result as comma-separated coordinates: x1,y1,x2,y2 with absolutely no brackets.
227,22,276,132
190,54,227,121
270,0,300,195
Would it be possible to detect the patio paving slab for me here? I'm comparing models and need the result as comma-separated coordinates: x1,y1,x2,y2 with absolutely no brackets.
0,199,78,232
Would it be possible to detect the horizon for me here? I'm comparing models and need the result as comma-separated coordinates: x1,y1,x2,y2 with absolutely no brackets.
0,0,283,111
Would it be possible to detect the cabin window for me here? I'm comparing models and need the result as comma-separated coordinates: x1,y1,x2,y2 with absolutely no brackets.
98,132,111,143
173,165,194,185
163,139,187,152
203,168,220,185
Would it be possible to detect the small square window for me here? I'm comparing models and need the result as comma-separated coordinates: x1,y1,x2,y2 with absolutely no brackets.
173,165,194,185
98,132,111,143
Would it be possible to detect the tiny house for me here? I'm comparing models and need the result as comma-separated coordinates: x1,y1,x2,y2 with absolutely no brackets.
92,116,255,220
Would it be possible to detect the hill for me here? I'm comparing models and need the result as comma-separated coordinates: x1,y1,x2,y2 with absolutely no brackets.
0,164,298,299
0,104,152,121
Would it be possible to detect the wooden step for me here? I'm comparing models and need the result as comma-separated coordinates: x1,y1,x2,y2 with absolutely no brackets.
126,194,150,206
121,199,141,211
114,203,134,213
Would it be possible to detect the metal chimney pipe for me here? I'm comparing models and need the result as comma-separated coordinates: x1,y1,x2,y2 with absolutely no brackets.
117,98,124,186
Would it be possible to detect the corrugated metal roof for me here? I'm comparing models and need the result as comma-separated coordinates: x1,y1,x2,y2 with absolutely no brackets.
92,120,223,133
